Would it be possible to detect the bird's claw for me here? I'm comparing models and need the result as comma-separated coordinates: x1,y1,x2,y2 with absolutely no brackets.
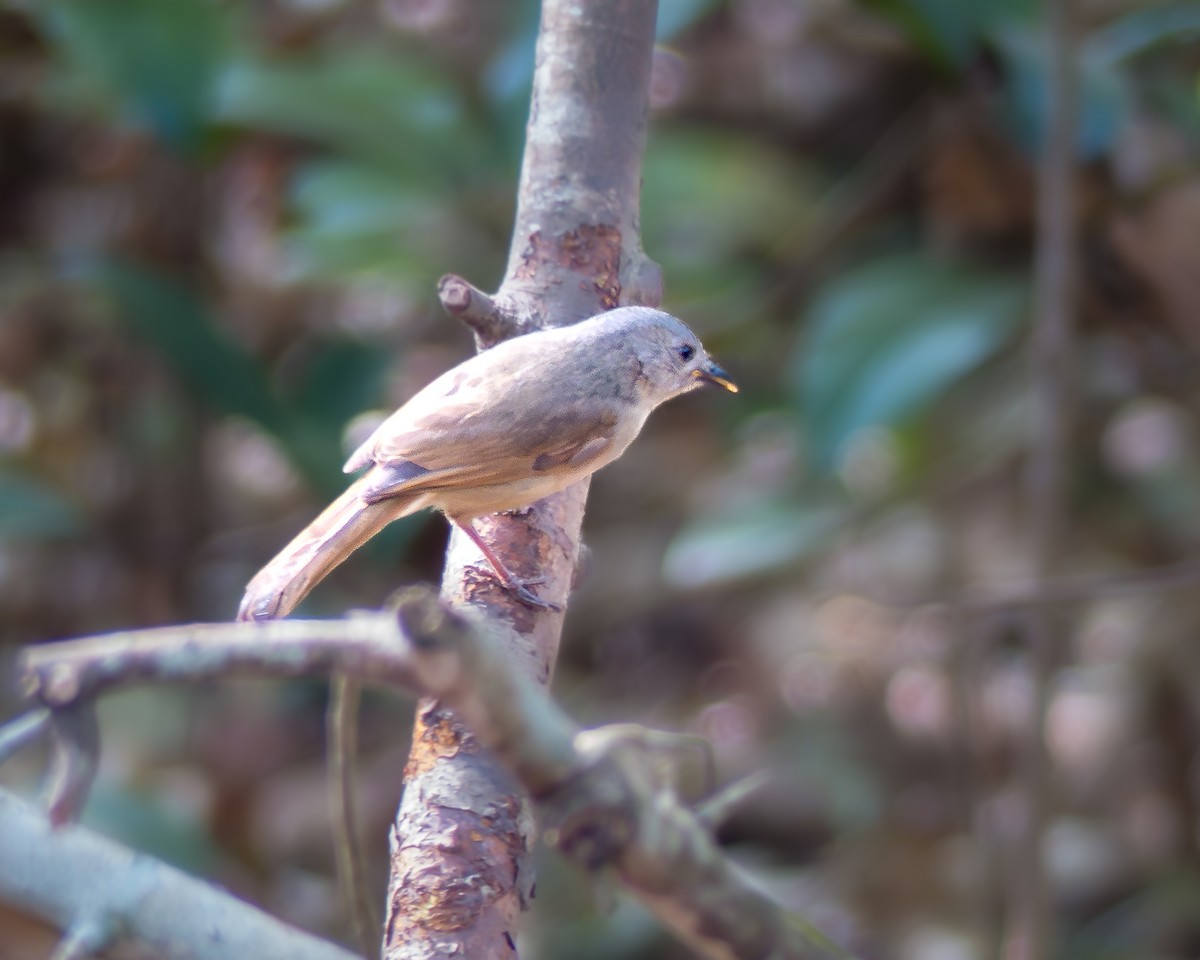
508,578,562,612
470,566,561,611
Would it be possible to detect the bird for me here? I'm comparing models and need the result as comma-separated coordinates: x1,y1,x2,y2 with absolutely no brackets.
236,306,737,620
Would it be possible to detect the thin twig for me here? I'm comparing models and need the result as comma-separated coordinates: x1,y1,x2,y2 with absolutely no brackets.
1010,1,1079,958
49,916,117,960
0,708,50,764
327,675,378,957
437,274,512,347
695,771,771,831
44,703,99,827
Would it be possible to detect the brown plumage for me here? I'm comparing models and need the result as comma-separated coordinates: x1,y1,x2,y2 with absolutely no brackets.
237,307,736,620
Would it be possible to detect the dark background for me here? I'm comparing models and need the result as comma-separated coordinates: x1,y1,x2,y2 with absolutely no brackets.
2,1,1199,957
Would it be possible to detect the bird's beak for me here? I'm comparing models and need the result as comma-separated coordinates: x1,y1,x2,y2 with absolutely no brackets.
693,360,738,393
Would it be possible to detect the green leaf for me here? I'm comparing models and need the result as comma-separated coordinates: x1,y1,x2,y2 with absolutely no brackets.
215,53,494,179
643,129,816,282
0,471,83,541
283,161,486,281
92,261,339,490
796,253,1027,471
861,0,1034,71
664,502,847,587
994,25,1133,158
865,0,978,69
96,262,284,427
1089,3,1200,66
39,0,230,153
286,338,391,434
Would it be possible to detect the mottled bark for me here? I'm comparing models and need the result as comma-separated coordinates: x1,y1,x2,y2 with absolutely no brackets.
384,2,662,957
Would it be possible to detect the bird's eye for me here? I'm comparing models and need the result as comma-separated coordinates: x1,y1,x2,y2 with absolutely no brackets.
677,343,695,362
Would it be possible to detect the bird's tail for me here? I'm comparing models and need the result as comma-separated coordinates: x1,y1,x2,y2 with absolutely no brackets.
237,477,421,621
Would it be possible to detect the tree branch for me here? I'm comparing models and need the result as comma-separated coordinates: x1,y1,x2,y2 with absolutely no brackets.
388,2,664,956
11,595,856,960
21,615,436,705
1010,1,1079,958
327,675,377,958
437,273,507,346
0,788,359,960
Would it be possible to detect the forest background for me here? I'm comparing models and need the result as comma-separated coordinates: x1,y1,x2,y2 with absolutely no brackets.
2,1,1200,958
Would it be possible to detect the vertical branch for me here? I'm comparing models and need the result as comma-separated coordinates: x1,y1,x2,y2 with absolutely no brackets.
1009,2,1078,959
327,676,377,956
384,2,661,957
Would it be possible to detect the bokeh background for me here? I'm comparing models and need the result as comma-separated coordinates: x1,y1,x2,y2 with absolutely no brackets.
2,0,1200,957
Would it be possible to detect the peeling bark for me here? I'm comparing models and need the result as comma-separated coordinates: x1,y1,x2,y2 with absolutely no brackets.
383,1,662,956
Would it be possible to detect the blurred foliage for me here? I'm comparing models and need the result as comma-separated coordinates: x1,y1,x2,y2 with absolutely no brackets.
796,252,1027,468
39,0,230,153
0,470,82,539
2,0,1200,958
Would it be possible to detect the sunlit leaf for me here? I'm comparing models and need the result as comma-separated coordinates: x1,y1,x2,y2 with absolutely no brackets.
216,54,496,180
664,502,847,588
796,253,1027,471
283,161,493,281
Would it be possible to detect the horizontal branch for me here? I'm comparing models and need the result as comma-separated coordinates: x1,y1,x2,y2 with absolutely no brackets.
0,788,358,960
21,611,433,708
13,589,856,960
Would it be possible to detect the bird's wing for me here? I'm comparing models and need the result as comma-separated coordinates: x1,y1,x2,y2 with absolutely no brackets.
358,390,623,503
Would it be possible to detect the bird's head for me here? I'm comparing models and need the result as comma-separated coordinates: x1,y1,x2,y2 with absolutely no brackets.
601,307,738,405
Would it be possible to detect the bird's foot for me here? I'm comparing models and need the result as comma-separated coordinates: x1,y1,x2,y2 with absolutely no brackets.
454,519,564,611
485,570,562,612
